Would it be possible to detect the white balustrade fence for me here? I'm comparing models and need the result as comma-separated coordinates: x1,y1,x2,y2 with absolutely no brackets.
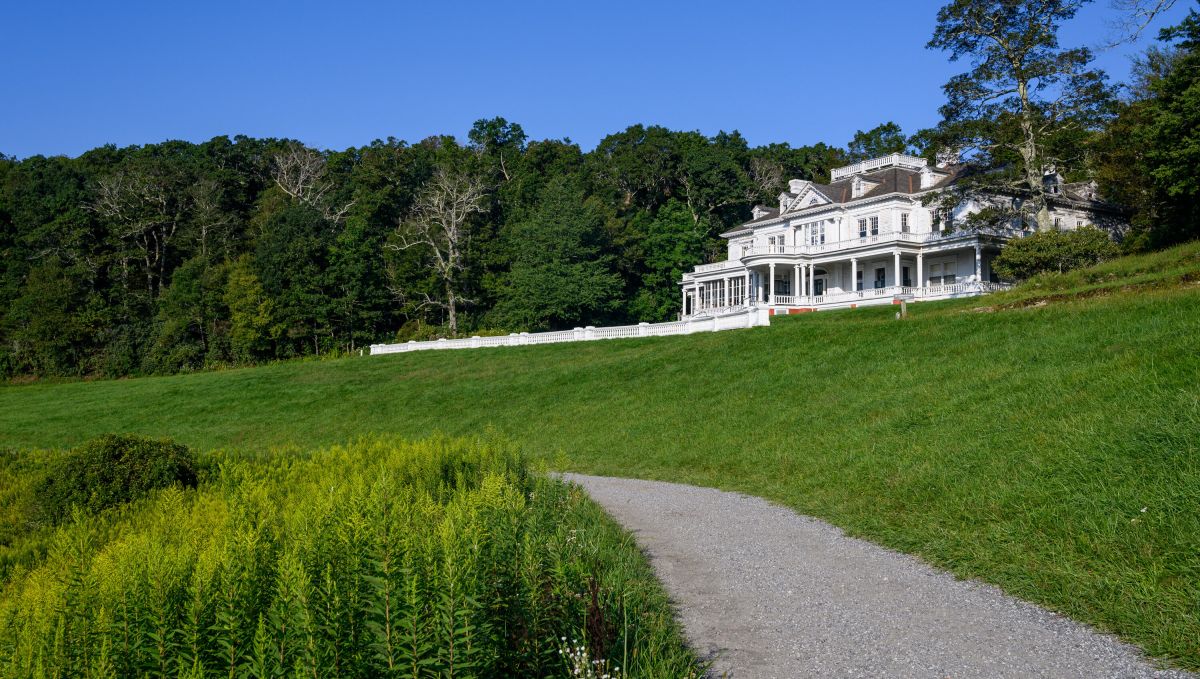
368,306,771,356
688,227,1030,277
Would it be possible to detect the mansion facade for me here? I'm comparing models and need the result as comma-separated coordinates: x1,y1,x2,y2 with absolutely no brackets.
680,153,1123,317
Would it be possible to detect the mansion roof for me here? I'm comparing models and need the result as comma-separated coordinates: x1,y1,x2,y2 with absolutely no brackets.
737,152,1118,236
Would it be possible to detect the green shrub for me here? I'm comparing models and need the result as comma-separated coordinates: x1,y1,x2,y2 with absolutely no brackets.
993,226,1121,280
32,433,198,525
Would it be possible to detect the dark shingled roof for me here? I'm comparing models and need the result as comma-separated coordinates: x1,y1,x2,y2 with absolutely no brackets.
728,164,968,233
804,166,962,205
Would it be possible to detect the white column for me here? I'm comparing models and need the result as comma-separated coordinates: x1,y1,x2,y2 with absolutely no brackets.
975,245,983,282
695,281,702,310
894,251,901,289
793,265,800,300
800,264,807,298
917,253,924,290
681,287,687,316
768,263,776,303
850,258,858,293
744,269,751,305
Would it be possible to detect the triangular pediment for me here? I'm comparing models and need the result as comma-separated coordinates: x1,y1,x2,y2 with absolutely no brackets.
786,186,832,212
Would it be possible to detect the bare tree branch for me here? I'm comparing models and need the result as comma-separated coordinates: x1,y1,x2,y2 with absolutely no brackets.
747,157,785,203
1107,0,1178,45
268,142,355,224
387,167,488,336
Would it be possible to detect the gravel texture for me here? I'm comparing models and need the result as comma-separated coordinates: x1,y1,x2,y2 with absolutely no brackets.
565,473,1192,679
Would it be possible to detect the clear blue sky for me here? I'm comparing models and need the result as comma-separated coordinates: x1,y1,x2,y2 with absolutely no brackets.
1,0,1191,159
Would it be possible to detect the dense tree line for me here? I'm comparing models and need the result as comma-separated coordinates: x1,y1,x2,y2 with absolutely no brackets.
1,4,1197,380
0,123,844,377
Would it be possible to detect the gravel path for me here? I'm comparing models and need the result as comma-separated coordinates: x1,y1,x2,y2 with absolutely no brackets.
565,473,1191,679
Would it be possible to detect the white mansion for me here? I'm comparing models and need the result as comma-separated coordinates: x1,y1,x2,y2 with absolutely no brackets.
370,152,1124,356
680,153,1122,317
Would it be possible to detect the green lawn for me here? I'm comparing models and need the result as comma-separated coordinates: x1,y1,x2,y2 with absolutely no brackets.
3,242,1200,669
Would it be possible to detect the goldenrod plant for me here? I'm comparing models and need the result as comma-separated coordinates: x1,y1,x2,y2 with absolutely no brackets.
0,436,700,678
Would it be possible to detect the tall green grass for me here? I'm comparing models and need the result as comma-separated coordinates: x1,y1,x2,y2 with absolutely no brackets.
0,437,700,678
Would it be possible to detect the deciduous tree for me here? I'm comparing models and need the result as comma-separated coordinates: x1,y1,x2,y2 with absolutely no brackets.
488,177,621,330
846,122,912,161
389,167,488,336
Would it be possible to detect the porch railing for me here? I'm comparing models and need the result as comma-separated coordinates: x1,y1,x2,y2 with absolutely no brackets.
698,227,1023,274
764,281,1010,307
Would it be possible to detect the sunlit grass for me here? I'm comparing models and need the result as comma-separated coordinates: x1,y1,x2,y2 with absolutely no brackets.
2,242,1199,669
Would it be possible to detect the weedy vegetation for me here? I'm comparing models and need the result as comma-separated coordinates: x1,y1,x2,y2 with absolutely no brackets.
0,436,700,678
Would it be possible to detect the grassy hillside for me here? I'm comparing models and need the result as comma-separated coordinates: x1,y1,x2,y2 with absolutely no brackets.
3,242,1199,669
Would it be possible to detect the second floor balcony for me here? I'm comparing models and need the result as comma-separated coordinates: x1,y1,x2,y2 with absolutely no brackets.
690,226,1024,277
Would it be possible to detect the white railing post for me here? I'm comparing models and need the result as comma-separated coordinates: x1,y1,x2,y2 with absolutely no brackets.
638,322,649,337
584,326,595,340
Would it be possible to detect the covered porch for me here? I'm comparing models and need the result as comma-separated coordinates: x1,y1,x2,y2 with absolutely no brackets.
682,244,1002,316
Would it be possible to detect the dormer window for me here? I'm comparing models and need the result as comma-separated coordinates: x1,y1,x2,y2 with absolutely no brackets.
853,177,865,198
900,213,910,233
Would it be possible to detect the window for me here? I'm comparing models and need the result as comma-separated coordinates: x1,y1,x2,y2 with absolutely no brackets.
870,216,879,236
809,222,826,245
856,270,864,291
930,261,957,285
935,210,954,231
1054,217,1062,229
874,267,885,289
902,266,912,287
900,213,910,233
858,218,868,238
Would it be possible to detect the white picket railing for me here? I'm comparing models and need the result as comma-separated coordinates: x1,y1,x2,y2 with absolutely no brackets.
762,281,1010,308
368,307,769,356
694,259,743,273
830,153,928,180
696,227,1028,274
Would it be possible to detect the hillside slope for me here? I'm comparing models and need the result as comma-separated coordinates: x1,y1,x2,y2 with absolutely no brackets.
2,243,1199,668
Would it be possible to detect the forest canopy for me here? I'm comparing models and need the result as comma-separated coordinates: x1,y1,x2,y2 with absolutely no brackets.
0,124,848,377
